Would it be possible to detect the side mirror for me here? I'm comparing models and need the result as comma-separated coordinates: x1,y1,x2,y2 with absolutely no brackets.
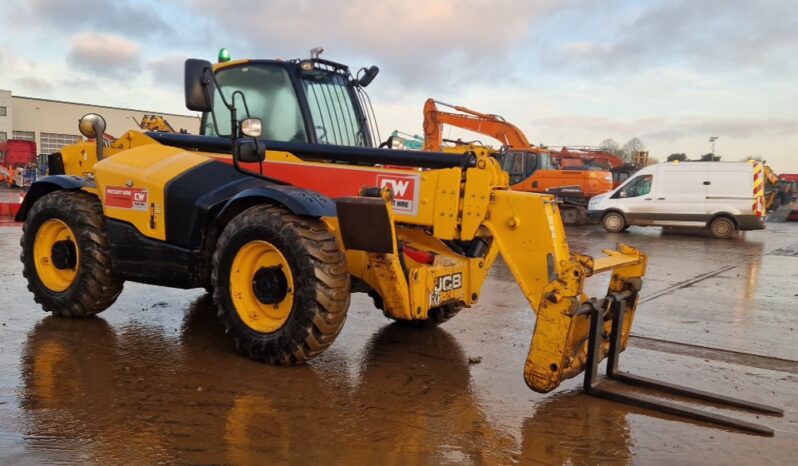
233,138,266,163
78,113,106,139
358,65,379,87
78,113,107,161
185,58,215,112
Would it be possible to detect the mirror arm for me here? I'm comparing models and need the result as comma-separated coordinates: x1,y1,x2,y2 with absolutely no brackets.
231,91,251,119
201,67,239,140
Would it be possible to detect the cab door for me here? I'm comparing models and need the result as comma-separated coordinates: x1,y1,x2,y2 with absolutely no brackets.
502,151,538,187
610,174,655,224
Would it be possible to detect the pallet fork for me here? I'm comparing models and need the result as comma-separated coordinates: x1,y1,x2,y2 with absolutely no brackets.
581,294,784,436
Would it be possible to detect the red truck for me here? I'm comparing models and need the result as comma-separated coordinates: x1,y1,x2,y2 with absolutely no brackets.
0,140,37,187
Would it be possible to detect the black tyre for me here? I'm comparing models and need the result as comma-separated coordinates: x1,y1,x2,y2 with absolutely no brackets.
601,211,626,233
21,191,123,317
560,206,587,226
709,216,736,239
212,204,350,364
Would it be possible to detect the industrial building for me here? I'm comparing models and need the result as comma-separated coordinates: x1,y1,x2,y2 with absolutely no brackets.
0,89,200,154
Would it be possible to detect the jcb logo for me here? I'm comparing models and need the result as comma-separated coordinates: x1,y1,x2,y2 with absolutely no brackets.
434,273,462,292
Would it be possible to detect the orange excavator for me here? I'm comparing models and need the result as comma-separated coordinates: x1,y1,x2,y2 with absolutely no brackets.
423,99,613,224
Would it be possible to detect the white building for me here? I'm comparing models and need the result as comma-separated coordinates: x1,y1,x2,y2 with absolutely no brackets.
0,89,200,154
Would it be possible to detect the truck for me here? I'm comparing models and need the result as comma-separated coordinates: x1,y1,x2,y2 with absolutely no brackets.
0,139,37,187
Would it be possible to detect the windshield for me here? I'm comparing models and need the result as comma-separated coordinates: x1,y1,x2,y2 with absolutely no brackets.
204,64,308,143
538,151,555,170
302,73,369,146
501,150,554,184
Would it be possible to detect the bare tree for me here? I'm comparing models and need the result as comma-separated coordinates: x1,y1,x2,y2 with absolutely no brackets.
667,153,687,162
598,138,622,157
621,137,646,162
742,155,764,162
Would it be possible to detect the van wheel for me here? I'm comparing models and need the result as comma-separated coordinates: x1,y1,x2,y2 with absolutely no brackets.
601,212,626,233
709,217,735,239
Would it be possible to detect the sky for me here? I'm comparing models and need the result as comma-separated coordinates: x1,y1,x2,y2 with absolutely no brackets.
1,0,796,171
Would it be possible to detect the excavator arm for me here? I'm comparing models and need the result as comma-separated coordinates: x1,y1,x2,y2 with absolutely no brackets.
423,98,532,151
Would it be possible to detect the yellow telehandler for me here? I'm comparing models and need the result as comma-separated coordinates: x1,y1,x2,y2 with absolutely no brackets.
15,50,780,434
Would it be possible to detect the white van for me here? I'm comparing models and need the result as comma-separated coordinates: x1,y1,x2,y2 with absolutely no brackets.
587,162,766,238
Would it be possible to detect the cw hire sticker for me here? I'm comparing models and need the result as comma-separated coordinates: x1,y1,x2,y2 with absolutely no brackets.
429,272,463,306
376,173,420,216
105,186,149,211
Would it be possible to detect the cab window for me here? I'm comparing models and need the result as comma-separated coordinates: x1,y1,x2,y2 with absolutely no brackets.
537,151,555,170
501,151,544,184
204,64,308,143
615,175,653,198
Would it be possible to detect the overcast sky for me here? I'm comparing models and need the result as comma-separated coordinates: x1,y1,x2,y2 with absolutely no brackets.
1,0,796,171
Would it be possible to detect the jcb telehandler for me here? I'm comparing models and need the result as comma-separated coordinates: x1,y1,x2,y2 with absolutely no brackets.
16,51,780,434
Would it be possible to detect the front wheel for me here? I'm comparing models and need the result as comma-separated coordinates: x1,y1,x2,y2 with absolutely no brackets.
601,211,626,233
21,191,123,317
212,205,350,364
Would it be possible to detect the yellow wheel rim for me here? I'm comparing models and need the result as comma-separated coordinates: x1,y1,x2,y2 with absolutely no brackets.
33,219,79,292
230,240,294,333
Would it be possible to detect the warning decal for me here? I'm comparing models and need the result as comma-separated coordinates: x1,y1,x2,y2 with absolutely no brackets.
376,173,420,216
105,186,149,211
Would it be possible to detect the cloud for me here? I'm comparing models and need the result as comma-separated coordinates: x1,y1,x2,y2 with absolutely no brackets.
531,114,798,143
66,33,142,77
187,0,583,89
14,0,172,37
148,54,189,88
544,0,798,74
15,77,54,94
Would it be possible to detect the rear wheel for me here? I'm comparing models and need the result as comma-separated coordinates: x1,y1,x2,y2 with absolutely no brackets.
21,191,123,317
709,217,736,239
601,211,626,233
212,205,350,364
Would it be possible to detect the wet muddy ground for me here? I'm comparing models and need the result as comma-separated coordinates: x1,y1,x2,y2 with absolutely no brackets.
0,221,796,465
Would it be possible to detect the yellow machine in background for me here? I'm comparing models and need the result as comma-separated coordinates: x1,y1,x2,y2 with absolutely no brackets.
136,114,177,133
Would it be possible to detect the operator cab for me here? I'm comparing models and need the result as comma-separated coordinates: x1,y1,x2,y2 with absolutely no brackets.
500,149,555,185
199,51,381,148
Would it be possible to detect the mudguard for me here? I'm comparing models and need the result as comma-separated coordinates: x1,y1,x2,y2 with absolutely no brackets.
217,185,337,224
14,175,95,222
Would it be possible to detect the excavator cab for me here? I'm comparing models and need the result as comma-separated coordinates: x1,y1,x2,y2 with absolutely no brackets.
500,149,555,185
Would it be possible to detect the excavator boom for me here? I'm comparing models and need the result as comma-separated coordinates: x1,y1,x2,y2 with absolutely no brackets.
423,99,531,151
